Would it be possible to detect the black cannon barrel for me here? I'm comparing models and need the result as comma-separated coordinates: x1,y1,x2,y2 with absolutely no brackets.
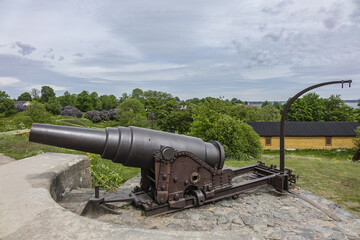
29,123,225,170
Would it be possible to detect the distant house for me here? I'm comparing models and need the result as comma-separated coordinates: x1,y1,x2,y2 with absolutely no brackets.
247,121,359,150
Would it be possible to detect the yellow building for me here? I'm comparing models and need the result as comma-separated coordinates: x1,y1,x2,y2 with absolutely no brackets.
247,122,359,150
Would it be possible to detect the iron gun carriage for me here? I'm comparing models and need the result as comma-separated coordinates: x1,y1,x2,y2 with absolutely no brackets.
29,123,296,216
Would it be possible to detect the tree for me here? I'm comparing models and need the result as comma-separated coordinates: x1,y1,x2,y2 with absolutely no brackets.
272,101,283,110
0,91,16,117
190,111,262,159
131,88,144,102
259,105,281,122
230,105,262,122
231,98,243,104
116,98,147,127
76,91,93,112
31,88,40,101
286,98,313,121
90,92,102,110
17,92,32,101
302,93,325,121
40,86,56,103
58,91,77,107
119,93,129,103
157,98,193,134
99,94,117,110
25,101,51,123
261,101,271,108
45,97,61,114
324,95,355,121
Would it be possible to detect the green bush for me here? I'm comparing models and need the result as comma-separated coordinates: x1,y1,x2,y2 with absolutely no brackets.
116,98,147,127
0,91,16,117
87,153,124,191
44,97,61,114
190,113,262,160
24,101,52,124
354,126,360,149
12,114,33,129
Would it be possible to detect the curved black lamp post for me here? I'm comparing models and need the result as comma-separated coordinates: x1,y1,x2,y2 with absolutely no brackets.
279,80,352,172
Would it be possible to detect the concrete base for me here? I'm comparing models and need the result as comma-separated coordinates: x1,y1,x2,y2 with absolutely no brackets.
0,154,15,166
0,153,264,240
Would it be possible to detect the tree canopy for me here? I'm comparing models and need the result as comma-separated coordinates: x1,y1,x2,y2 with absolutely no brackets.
40,86,56,103
17,92,32,101
0,91,16,117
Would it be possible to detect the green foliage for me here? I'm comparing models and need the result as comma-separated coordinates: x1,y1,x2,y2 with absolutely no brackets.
11,113,33,129
324,94,355,121
286,98,313,121
286,93,355,122
89,92,103,110
87,153,124,191
24,101,51,124
0,91,16,117
190,99,262,159
259,105,281,121
58,91,77,107
354,127,360,149
131,88,144,102
231,97,243,104
302,93,326,121
99,94,117,110
229,104,280,122
76,91,93,112
45,97,61,114
31,88,40,101
157,99,193,134
17,92,32,101
116,98,147,127
40,86,56,103
263,148,356,160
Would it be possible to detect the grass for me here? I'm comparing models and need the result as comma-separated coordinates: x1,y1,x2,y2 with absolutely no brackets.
226,154,360,218
263,149,356,160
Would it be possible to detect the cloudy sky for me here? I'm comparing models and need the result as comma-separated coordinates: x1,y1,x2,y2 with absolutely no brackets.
0,0,359,101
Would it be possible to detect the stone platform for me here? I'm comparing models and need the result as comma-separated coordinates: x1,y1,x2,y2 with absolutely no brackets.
0,153,359,240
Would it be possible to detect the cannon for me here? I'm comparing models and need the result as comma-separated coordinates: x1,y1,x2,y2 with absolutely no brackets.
29,123,297,216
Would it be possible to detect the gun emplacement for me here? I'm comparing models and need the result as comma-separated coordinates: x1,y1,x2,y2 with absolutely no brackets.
29,123,296,216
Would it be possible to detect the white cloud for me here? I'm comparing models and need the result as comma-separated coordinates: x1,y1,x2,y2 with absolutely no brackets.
0,76,20,86
24,84,66,91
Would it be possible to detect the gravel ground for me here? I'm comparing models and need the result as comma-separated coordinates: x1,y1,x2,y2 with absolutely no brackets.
59,169,360,240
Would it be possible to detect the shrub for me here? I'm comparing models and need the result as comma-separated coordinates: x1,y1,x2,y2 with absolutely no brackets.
99,110,110,121
44,97,61,114
116,98,147,127
84,110,101,123
0,91,16,117
25,101,51,124
354,127,360,149
61,106,83,118
190,110,262,160
108,109,117,120
15,102,27,112
12,114,33,129
87,153,124,191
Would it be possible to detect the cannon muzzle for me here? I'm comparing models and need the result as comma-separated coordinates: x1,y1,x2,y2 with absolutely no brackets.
29,123,225,169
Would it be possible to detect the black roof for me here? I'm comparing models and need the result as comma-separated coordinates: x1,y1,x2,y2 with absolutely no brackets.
247,122,359,137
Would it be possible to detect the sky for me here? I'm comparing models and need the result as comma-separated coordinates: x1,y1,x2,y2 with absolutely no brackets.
0,0,359,101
